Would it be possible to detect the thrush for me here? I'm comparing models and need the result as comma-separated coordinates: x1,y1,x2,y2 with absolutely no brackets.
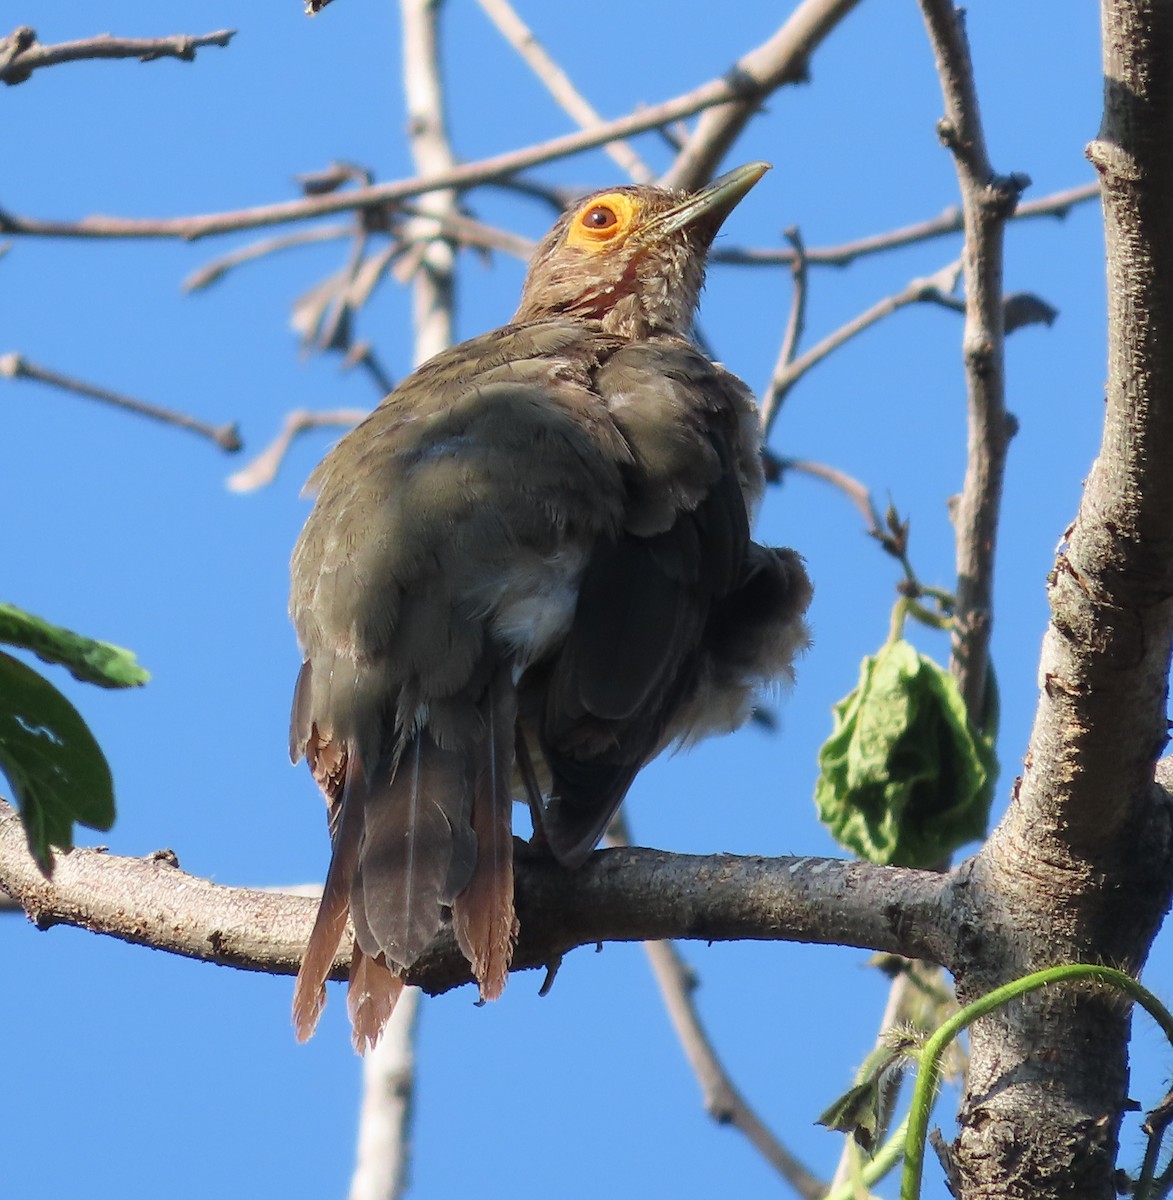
289,161,812,1050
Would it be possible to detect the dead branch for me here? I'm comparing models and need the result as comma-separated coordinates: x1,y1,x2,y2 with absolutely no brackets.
606,816,825,1200
760,260,962,433
0,65,778,242
0,352,241,451
475,0,652,182
664,0,864,190
349,989,421,1200
918,0,1024,715
0,26,235,86
714,181,1098,269
227,408,368,493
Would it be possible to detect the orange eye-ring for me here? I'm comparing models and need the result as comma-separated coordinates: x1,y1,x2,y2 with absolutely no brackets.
566,192,638,250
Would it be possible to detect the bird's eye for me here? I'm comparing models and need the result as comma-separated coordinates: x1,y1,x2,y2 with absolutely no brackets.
582,205,618,231
565,192,637,250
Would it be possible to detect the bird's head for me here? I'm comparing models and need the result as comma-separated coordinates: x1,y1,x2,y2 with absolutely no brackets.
513,161,769,340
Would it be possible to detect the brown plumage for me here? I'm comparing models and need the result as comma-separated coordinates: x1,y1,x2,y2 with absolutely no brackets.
289,161,813,1050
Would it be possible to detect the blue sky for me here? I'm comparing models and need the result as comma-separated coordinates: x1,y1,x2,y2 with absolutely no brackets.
2,4,1157,1198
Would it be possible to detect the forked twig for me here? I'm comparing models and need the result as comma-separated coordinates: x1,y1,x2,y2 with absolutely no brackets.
761,260,962,435
227,409,366,493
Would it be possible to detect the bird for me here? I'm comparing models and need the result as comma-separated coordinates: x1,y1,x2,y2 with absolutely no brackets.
288,161,812,1051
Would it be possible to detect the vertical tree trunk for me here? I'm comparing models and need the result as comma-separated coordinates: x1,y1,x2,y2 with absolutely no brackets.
948,3,1173,1195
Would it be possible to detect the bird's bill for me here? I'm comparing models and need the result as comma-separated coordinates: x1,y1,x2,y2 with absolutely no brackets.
648,161,771,244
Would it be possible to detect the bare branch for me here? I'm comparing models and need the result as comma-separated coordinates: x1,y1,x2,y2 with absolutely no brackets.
760,260,962,435
774,457,881,534
475,0,653,182
606,817,825,1199
0,352,241,451
0,64,784,244
183,224,355,292
0,26,235,86
774,227,809,373
227,408,367,493
402,0,460,366
664,0,863,190
349,989,421,1200
343,343,396,398
643,938,827,1199
918,0,1025,715
714,181,1099,269
0,802,954,994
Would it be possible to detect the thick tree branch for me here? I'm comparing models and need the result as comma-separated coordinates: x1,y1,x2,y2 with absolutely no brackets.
915,3,1173,1197
0,802,953,994
0,26,234,85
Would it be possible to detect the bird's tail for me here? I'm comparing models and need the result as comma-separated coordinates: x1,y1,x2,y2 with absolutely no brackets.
293,666,520,1050
452,664,519,999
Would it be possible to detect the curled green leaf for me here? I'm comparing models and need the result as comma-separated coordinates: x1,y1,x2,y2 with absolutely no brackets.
0,650,115,873
0,602,149,689
814,638,997,867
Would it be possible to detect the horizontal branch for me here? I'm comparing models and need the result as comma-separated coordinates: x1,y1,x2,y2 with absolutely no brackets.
0,68,768,242
0,26,235,86
0,802,953,998
713,181,1099,269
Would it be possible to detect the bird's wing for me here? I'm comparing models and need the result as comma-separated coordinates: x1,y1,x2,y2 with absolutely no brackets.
535,340,758,864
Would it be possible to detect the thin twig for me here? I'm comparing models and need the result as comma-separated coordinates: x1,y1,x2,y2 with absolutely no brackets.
918,0,1022,716
0,353,241,451
227,408,367,493
183,224,354,292
762,227,810,426
605,816,826,1200
713,181,1098,269
343,343,396,398
760,260,962,435
475,0,653,182
775,457,881,533
0,26,235,85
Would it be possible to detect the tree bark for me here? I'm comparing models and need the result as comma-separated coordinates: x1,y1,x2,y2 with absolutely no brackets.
946,3,1173,1195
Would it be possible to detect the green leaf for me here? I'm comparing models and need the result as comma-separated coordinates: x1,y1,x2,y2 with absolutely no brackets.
816,1039,916,1153
0,649,115,873
0,602,149,689
814,638,997,867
